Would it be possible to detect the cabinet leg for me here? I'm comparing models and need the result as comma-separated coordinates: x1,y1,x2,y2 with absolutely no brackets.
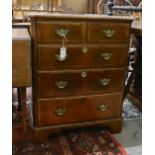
31,127,62,143
31,119,122,143
100,119,122,133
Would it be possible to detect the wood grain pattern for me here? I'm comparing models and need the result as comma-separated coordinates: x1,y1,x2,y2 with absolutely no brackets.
30,14,133,142
37,93,122,126
36,22,86,43
37,44,128,70
87,22,130,43
37,69,125,98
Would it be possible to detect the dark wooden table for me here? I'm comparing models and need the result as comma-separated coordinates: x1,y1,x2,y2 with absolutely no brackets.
12,28,31,141
12,22,31,28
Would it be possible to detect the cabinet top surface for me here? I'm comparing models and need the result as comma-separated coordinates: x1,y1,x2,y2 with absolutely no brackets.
30,13,134,22
12,28,31,41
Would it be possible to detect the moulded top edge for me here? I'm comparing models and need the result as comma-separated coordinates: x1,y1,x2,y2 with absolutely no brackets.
29,13,135,21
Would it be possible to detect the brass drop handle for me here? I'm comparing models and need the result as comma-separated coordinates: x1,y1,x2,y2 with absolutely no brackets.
55,53,68,61
101,52,112,60
99,78,111,86
97,104,107,112
102,29,115,38
55,81,68,89
56,28,69,39
55,108,67,116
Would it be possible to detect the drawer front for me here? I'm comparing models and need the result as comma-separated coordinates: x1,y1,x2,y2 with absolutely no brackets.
37,93,122,126
37,69,125,98
38,45,128,70
37,71,83,98
84,69,125,94
87,22,130,43
86,45,128,68
38,45,85,70
36,22,86,43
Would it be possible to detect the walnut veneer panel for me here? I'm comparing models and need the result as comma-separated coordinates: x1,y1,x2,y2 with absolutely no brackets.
87,22,130,43
36,22,86,43
30,14,133,141
37,69,125,98
37,93,122,126
37,44,128,70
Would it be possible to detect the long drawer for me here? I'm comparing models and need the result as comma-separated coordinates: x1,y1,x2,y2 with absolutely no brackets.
37,93,122,126
37,44,128,70
37,69,125,98
87,22,130,43
36,22,86,43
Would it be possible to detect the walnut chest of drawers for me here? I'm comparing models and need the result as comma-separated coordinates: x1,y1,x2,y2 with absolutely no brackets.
30,14,133,142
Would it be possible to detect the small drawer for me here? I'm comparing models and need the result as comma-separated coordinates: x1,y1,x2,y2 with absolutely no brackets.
85,69,125,94
87,22,130,43
86,45,128,68
37,71,83,98
37,93,122,126
37,69,125,98
36,22,86,43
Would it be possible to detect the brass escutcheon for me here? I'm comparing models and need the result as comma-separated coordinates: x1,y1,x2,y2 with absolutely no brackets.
81,71,87,77
82,46,88,53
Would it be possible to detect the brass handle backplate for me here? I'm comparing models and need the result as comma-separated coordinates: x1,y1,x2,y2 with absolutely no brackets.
97,104,107,112
102,29,115,38
101,52,112,60
100,78,111,86
56,28,69,38
55,81,68,89
55,108,67,116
